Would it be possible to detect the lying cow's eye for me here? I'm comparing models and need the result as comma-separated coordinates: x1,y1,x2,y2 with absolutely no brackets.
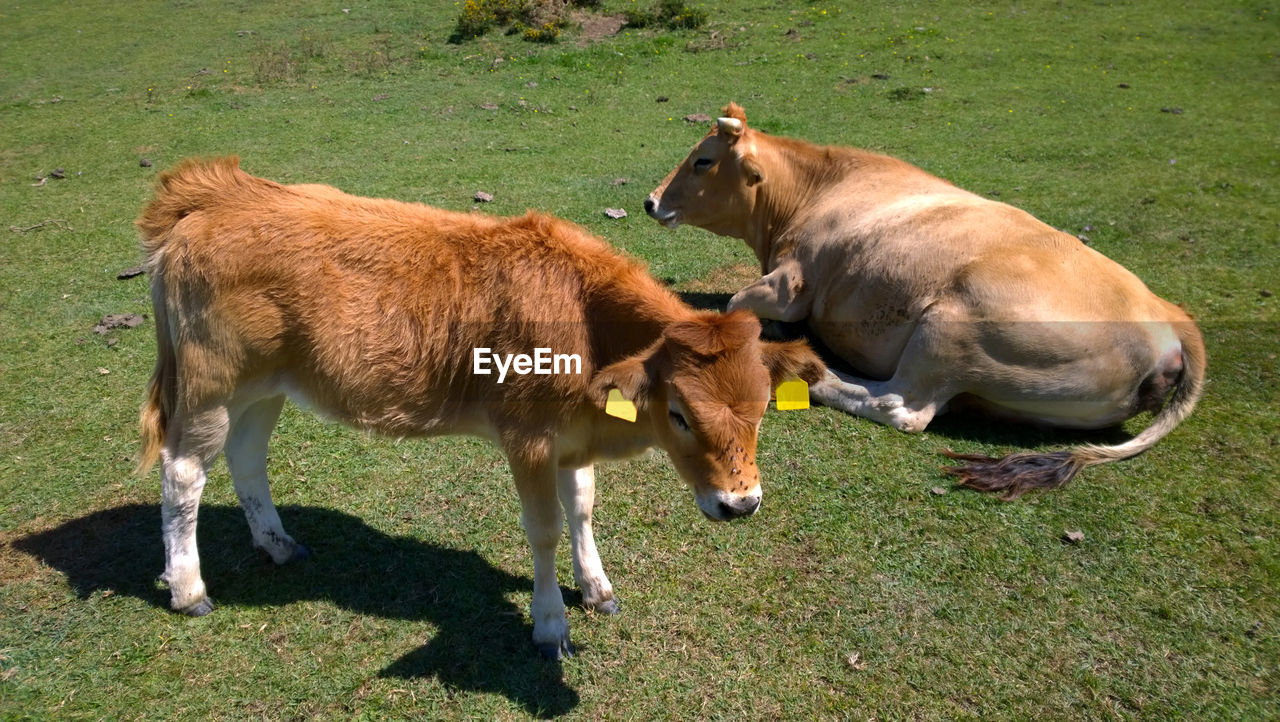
692,158,714,172
668,410,690,432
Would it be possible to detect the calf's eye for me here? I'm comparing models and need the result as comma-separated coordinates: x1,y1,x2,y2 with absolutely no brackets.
669,410,690,432
692,158,714,172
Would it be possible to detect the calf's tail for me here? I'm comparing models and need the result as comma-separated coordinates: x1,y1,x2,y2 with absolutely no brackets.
136,160,237,475
136,272,174,476
943,321,1206,499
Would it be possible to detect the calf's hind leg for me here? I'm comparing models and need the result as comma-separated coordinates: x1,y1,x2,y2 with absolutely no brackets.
507,440,574,660
224,395,309,564
160,406,231,616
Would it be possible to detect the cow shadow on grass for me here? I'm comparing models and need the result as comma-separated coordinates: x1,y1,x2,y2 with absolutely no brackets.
674,289,733,312
12,504,578,718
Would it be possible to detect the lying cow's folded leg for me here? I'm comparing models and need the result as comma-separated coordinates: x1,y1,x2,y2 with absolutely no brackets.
225,395,308,564
726,260,812,324
810,368,942,434
557,465,618,615
509,441,574,660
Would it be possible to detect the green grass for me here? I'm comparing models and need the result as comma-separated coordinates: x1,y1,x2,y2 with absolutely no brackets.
2,0,1277,718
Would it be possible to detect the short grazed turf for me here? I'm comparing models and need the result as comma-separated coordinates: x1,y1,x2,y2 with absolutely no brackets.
1,1,1276,718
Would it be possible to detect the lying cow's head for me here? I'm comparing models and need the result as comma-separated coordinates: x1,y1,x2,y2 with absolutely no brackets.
592,310,824,521
644,102,763,238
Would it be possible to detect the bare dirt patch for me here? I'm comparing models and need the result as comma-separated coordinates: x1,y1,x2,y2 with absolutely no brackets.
574,11,626,46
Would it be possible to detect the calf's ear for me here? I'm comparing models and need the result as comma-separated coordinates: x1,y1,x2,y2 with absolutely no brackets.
761,339,826,389
589,345,658,413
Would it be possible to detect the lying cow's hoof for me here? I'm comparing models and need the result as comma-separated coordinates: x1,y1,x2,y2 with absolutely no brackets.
588,597,620,615
537,638,576,661
179,597,215,617
289,543,311,562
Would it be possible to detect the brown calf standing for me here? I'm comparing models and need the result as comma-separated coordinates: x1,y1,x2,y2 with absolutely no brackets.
136,157,824,659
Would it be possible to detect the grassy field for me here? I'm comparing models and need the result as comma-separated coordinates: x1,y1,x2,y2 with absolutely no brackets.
2,0,1277,718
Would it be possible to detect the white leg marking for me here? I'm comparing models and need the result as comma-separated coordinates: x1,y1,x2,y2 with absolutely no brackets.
522,489,571,658
557,465,617,614
509,450,573,659
810,369,940,433
160,407,229,615
225,396,305,564
161,452,210,613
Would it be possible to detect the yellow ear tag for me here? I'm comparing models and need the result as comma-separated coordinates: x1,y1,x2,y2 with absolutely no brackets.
605,388,637,422
775,379,810,411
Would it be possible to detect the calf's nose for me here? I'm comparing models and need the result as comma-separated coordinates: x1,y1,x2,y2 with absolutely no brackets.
643,197,657,215
718,496,761,519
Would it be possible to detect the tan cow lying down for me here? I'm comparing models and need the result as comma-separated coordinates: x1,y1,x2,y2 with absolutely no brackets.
645,104,1205,498
136,157,824,659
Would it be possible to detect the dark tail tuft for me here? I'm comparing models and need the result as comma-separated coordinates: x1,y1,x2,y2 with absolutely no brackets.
942,449,1085,501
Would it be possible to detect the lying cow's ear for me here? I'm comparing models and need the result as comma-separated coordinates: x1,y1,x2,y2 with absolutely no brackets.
590,351,655,414
740,153,764,187
761,339,826,389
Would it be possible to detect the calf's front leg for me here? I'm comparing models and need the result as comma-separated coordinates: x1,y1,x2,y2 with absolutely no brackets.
557,465,618,614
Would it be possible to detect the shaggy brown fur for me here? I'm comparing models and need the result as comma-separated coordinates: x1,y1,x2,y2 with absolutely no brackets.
137,157,824,659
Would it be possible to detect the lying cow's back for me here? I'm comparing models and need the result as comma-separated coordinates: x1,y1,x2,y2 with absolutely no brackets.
783,152,1188,376
141,157,677,436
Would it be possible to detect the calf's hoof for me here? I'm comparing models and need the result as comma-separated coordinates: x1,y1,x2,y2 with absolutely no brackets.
178,597,215,617
588,597,620,615
536,638,576,661
256,541,311,565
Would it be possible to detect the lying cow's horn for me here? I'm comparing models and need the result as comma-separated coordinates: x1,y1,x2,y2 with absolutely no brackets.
717,116,743,136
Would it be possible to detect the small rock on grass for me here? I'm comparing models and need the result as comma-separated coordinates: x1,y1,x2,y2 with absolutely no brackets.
93,313,145,334
117,266,146,280
930,486,947,496
604,208,627,219
474,191,494,203
1062,529,1085,544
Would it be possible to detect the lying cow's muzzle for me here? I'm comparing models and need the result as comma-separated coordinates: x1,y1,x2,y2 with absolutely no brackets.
643,196,678,227
696,486,762,521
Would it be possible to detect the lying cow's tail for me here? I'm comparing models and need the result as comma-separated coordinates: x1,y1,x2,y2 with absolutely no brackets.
944,320,1206,500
